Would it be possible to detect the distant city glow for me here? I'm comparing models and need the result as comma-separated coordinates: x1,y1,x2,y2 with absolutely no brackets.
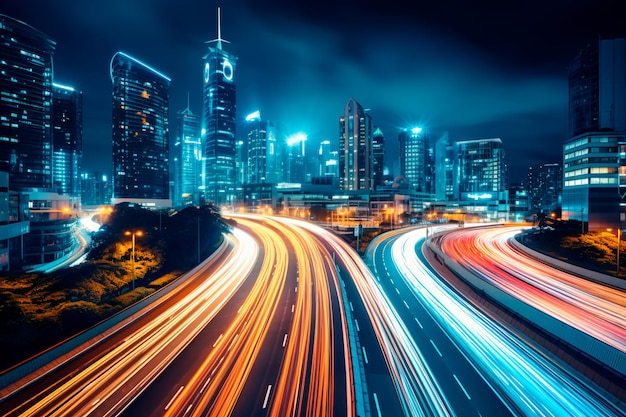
286,132,307,146
246,110,261,121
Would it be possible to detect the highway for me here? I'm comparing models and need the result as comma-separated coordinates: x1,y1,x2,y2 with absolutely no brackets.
0,215,373,416
365,225,625,416
438,225,626,354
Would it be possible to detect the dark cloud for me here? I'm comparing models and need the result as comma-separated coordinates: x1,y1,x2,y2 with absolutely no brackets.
2,0,624,182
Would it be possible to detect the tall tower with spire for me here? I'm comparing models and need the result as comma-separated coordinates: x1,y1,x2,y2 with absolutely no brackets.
201,7,237,207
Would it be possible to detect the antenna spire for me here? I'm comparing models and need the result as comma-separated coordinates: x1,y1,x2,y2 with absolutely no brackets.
206,6,229,49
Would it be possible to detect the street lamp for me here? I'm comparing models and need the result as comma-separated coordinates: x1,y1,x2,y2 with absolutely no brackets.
618,228,622,274
125,230,143,290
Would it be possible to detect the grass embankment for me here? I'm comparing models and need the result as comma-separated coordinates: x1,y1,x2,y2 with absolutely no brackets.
0,203,229,371
523,229,626,278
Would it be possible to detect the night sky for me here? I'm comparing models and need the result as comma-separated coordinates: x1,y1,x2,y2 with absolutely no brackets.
2,0,624,183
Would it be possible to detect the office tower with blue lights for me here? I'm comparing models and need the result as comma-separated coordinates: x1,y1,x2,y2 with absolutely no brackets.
562,38,626,231
174,100,201,208
110,51,171,207
0,14,55,190
339,97,373,191
80,171,111,207
201,8,237,207
372,127,385,189
244,111,281,185
399,127,434,194
286,132,307,184
52,83,83,198
434,131,455,201
456,138,509,219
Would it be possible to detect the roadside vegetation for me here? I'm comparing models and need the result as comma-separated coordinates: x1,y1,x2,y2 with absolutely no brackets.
0,203,230,371
522,217,625,278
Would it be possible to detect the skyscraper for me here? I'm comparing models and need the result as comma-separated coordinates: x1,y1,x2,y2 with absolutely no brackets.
568,38,626,137
174,99,201,208
562,38,626,231
456,138,508,219
339,97,373,191
52,83,83,198
372,127,385,189
110,51,171,207
434,131,455,201
399,127,433,193
244,111,281,185
0,14,56,190
201,7,237,207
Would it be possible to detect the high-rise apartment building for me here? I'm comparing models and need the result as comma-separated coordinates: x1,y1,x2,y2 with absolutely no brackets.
173,102,201,208
339,98,373,191
201,8,237,207
52,83,82,198
0,14,56,190
562,38,626,231
110,51,171,207
527,163,562,214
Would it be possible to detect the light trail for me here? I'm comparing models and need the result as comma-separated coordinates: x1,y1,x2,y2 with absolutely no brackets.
439,226,626,354
392,227,623,416
6,228,257,417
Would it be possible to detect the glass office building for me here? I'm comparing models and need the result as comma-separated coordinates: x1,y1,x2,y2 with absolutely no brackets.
0,14,56,191
52,83,82,198
339,97,373,191
174,105,201,208
562,38,626,231
110,51,171,206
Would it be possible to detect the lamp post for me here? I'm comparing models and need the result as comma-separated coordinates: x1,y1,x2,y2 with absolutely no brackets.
125,230,143,290
617,228,621,273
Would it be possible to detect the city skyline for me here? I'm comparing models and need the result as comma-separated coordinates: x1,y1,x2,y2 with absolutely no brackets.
2,0,624,182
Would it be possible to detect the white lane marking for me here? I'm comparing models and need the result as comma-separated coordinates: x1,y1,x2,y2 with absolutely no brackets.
263,385,273,408
165,385,184,410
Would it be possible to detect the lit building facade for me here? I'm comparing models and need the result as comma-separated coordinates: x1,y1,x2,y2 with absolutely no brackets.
110,51,171,208
434,131,455,201
339,97,373,191
562,38,626,231
201,8,237,207
0,14,55,191
399,127,433,194
80,171,111,207
244,111,281,185
52,83,83,198
372,127,385,189
527,163,562,214
562,134,625,231
456,138,509,219
174,103,201,208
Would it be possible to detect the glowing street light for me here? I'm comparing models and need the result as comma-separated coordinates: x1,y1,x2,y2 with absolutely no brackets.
125,230,143,290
